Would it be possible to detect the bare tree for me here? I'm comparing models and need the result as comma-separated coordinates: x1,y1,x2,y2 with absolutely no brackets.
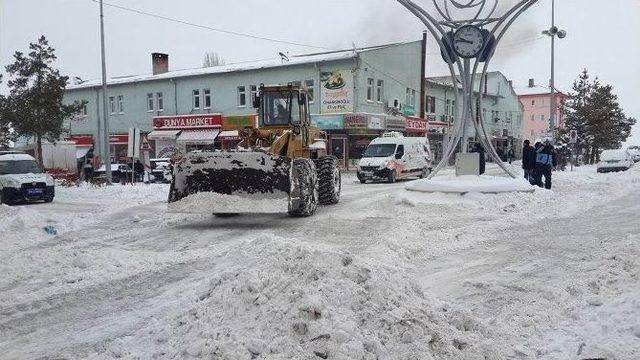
203,52,225,68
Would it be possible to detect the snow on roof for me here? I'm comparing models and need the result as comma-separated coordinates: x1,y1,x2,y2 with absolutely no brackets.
67,42,412,90
426,72,503,97
0,153,37,161
514,85,567,97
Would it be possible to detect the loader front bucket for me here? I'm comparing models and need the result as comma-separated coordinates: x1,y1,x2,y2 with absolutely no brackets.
168,151,292,214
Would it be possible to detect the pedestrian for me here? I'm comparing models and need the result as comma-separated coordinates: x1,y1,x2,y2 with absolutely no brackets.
472,143,486,175
496,147,504,162
134,160,144,182
507,147,515,164
522,140,536,183
83,159,94,183
533,139,557,189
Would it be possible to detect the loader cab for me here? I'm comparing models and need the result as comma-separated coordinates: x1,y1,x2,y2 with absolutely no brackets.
254,85,310,128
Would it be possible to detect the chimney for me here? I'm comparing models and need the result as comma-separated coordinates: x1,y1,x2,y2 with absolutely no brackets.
507,79,513,87
152,53,169,75
528,78,535,88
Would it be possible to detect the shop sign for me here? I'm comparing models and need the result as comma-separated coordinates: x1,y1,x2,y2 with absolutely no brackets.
385,117,406,131
153,114,222,130
368,116,384,130
65,135,93,146
109,134,129,144
222,115,256,130
311,114,344,130
344,114,367,129
320,69,354,114
403,104,416,116
406,117,428,132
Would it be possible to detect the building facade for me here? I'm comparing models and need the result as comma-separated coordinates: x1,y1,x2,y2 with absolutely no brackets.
63,41,424,168
515,79,568,143
424,71,524,160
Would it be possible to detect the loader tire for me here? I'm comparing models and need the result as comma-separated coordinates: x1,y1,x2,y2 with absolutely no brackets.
317,156,341,205
288,159,318,217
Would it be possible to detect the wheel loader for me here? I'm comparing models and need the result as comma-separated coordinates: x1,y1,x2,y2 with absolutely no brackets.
168,84,341,217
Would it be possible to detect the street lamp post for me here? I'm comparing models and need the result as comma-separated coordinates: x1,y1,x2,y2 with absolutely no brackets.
99,0,112,184
542,0,566,140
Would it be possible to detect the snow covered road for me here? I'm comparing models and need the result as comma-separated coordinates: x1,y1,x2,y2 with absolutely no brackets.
1,166,639,359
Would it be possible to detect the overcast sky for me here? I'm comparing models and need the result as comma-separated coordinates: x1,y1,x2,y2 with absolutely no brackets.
1,0,638,144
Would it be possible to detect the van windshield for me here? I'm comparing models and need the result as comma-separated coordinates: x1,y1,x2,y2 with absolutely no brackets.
0,160,42,175
363,144,397,158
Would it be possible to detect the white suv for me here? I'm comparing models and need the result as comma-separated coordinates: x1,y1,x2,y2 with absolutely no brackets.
0,152,55,205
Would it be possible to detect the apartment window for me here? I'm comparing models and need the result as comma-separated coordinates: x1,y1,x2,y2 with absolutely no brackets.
192,89,201,109
425,96,436,114
376,80,384,103
147,93,154,112
156,92,164,111
117,95,124,114
482,108,487,120
203,89,211,109
405,88,416,107
531,100,535,106
109,96,115,114
445,99,451,116
531,114,534,121
250,85,257,104
237,86,247,107
540,115,545,121
452,100,456,116
305,80,315,103
80,103,88,117
366,78,374,101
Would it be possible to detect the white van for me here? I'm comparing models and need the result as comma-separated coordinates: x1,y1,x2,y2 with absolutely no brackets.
357,132,432,183
0,152,55,205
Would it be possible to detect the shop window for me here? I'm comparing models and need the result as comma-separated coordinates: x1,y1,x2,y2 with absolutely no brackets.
204,89,211,109
237,86,246,107
192,89,201,109
156,92,164,111
147,93,154,112
305,80,315,103
117,95,124,114
376,80,384,103
366,78,374,101
349,136,375,160
109,96,115,115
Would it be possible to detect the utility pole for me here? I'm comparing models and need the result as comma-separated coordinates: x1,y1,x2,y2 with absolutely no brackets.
543,0,566,141
549,0,555,139
99,0,112,184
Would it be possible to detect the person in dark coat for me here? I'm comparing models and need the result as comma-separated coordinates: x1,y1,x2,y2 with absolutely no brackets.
522,140,536,183
472,143,486,175
134,160,145,182
507,147,515,164
533,139,557,189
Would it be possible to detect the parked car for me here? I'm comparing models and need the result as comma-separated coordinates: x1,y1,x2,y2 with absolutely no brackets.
150,158,172,183
626,147,640,163
0,153,55,205
94,163,133,183
597,149,634,173
357,132,432,183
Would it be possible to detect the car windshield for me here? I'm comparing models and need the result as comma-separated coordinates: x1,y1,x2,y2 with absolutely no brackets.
262,91,301,125
363,144,397,158
0,160,42,175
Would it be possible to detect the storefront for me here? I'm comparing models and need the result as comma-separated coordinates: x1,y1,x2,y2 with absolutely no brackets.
65,135,94,161
312,112,406,168
148,114,223,157
426,119,450,163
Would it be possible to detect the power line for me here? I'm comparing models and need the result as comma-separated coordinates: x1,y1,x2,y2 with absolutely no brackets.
89,0,335,51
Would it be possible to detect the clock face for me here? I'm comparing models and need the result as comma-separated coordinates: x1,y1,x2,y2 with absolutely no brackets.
453,26,485,58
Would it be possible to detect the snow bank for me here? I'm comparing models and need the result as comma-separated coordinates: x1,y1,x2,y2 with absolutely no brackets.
406,175,534,194
96,235,505,359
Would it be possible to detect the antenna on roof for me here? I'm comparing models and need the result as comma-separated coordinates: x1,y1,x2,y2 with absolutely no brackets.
279,52,289,62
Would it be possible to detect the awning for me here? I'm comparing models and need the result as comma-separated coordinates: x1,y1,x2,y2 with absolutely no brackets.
217,130,241,141
148,130,181,140
177,129,220,143
76,147,90,159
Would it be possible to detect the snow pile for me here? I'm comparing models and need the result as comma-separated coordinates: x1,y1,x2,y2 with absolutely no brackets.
0,204,50,236
406,175,534,194
100,236,505,359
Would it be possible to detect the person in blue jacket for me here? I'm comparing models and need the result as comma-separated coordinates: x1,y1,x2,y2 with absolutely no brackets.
533,139,557,189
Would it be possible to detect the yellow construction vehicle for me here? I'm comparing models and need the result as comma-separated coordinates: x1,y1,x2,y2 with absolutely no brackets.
168,84,341,217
